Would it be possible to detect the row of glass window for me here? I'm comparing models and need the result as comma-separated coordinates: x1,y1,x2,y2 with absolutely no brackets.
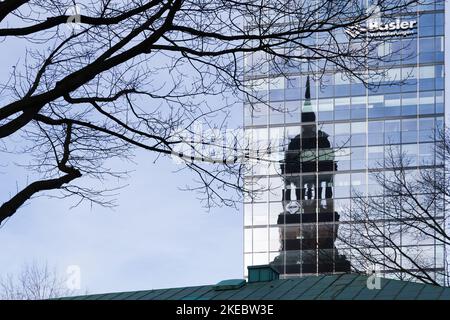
245,193,444,226
246,32,444,77
245,90,444,125
244,0,443,27
247,146,441,176
244,226,445,255
245,163,444,201
246,116,443,150
246,230,445,254
244,252,445,278
374,37,444,66
246,64,443,103
248,145,440,176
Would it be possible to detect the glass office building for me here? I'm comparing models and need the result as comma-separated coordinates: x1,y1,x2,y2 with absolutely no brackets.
243,1,448,283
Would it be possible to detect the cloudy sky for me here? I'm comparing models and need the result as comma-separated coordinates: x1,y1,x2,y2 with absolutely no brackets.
0,150,243,294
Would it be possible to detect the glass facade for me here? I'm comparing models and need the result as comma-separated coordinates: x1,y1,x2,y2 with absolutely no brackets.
243,1,447,282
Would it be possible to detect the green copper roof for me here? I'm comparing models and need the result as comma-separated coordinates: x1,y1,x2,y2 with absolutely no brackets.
214,279,246,291
58,273,450,300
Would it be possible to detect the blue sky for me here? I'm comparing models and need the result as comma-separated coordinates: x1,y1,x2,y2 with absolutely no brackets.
0,25,243,295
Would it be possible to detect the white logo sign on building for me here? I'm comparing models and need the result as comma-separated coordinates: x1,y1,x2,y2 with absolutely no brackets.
345,18,417,38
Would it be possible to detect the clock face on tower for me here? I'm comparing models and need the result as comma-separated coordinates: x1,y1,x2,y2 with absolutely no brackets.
286,201,300,214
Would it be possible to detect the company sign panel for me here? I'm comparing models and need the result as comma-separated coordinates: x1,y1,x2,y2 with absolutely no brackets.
345,19,417,38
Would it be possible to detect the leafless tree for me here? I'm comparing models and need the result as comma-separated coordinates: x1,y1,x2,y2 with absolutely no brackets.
337,128,450,286
0,0,421,224
0,261,75,300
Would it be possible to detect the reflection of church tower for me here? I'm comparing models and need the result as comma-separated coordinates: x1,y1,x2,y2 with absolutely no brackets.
271,76,350,275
